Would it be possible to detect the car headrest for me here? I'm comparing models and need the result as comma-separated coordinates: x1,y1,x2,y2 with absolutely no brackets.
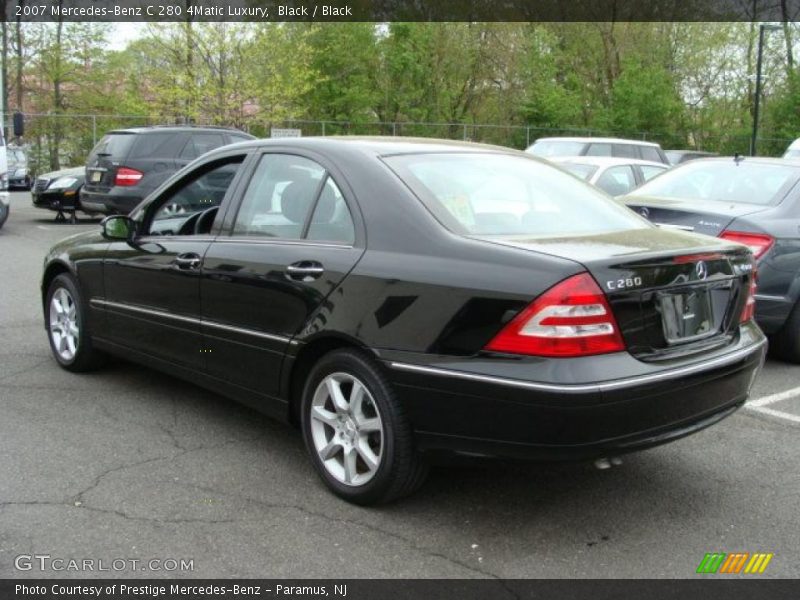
281,180,319,224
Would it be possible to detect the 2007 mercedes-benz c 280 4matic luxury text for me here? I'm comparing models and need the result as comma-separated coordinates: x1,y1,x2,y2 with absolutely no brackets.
41,138,766,504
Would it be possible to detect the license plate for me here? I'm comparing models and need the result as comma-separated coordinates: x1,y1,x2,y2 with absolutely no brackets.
90,171,102,183
659,288,715,344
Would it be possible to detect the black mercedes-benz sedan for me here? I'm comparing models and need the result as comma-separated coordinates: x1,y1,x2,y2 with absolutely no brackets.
622,157,800,363
41,138,766,504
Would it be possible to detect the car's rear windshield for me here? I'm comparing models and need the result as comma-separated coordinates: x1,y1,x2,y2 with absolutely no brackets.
384,153,649,237
632,160,799,206
527,140,586,157
558,162,597,181
87,133,137,162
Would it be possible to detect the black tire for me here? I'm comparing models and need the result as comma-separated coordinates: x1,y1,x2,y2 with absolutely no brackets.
0,202,7,229
44,273,106,372
770,300,800,363
301,349,428,505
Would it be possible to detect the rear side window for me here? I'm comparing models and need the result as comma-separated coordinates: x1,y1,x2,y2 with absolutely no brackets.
233,154,326,239
640,146,663,162
385,153,648,237
595,166,636,195
640,165,667,181
128,133,180,158
585,143,612,157
87,133,136,162
180,133,226,160
306,177,355,244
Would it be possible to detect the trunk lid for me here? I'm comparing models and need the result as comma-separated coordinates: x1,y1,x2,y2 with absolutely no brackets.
622,195,770,236
84,132,137,193
479,228,754,361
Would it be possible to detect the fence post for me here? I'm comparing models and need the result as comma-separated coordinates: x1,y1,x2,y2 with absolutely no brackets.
526,126,530,148
463,123,467,141
322,121,326,136
92,115,97,146
392,122,396,136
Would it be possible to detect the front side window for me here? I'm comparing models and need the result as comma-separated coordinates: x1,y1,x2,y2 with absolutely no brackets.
385,153,648,237
145,157,244,236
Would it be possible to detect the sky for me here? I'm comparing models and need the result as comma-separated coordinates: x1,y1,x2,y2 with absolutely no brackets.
109,22,147,50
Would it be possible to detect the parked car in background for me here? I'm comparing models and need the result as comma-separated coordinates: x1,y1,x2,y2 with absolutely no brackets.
7,146,31,190
622,156,800,362
665,149,718,165
552,156,668,196
42,137,765,504
32,167,90,223
526,136,670,164
0,191,8,230
782,138,800,159
80,125,256,215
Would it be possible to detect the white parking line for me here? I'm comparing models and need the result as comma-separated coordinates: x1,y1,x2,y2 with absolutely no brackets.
744,385,800,425
746,405,800,424
747,385,800,407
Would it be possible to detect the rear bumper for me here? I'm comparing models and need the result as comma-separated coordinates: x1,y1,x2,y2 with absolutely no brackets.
384,324,766,461
79,187,144,215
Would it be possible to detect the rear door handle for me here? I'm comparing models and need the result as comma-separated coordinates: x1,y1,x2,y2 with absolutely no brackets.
173,252,202,270
286,261,324,281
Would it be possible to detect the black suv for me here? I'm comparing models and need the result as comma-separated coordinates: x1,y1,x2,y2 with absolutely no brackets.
80,126,255,215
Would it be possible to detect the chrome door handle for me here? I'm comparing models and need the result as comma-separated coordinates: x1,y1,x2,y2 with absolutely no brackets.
174,253,202,270
286,262,324,281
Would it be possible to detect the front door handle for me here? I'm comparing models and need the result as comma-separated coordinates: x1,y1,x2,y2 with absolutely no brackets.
286,261,324,281
173,252,202,270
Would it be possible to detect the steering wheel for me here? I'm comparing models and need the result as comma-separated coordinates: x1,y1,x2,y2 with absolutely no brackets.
194,206,219,235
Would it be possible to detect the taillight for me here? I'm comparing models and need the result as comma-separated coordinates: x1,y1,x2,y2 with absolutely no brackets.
719,231,774,260
484,272,626,358
741,268,758,323
114,167,143,187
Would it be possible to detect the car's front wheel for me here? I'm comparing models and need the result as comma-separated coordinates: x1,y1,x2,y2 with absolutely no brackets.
45,273,106,371
301,349,428,504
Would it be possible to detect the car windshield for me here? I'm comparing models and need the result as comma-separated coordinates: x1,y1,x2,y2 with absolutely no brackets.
558,162,598,180
632,160,799,205
527,140,586,157
385,153,648,237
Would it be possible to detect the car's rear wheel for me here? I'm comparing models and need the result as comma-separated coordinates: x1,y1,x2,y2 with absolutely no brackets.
301,349,428,505
45,273,106,371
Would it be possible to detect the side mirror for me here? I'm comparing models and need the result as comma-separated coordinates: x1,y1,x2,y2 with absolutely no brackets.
101,215,134,241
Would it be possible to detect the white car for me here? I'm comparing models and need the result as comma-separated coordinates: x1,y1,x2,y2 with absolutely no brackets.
526,136,670,164
551,156,669,196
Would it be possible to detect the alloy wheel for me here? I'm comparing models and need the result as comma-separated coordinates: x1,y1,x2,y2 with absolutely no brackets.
49,287,79,361
309,372,384,486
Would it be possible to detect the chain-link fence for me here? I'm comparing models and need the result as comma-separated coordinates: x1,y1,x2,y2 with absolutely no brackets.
8,112,796,177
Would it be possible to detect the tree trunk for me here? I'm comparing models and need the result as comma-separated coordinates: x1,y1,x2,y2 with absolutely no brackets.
780,0,794,72
2,20,8,121
51,14,64,171
15,6,23,110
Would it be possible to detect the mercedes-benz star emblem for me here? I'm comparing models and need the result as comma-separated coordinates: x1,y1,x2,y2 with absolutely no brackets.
639,207,650,219
696,261,708,280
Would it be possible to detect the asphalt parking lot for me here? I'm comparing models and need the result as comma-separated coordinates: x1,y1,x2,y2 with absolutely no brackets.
1,190,799,579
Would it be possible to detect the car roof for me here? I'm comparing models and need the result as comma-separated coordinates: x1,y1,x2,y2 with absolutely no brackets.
680,156,800,167
531,136,661,147
551,156,668,168
664,149,716,155
107,125,251,135
210,136,530,158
